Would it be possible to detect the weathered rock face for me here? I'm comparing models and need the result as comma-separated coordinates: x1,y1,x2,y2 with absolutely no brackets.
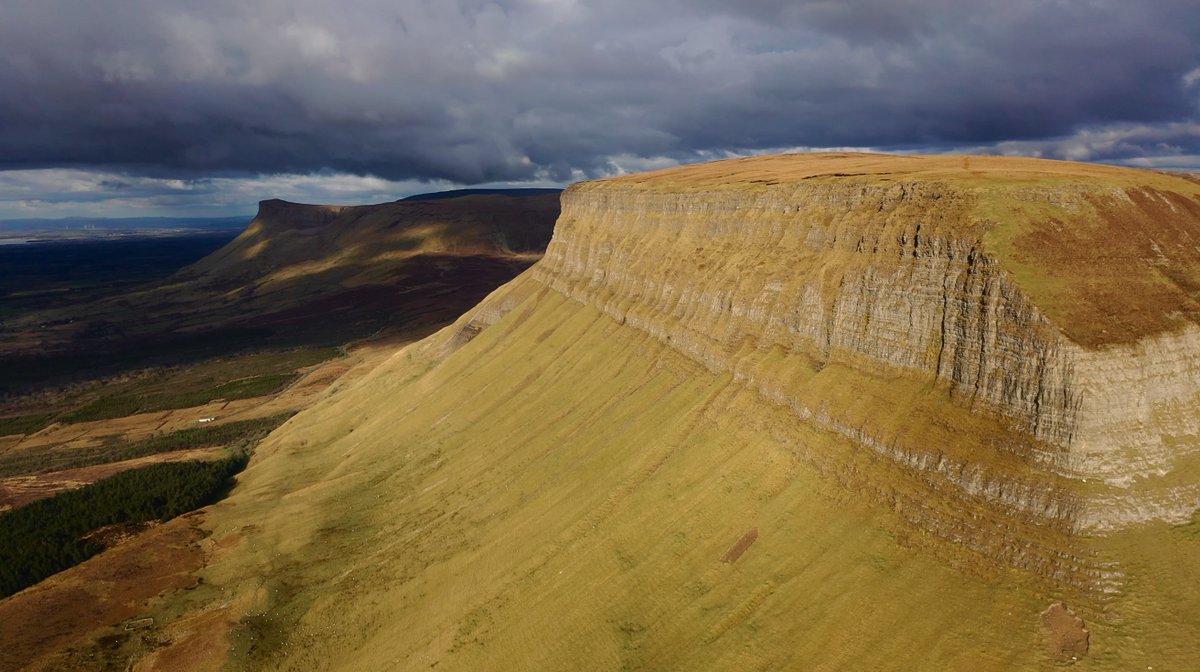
518,153,1200,532
535,183,1069,437
254,198,350,230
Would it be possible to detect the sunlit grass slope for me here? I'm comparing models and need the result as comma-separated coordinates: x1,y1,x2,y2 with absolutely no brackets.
188,276,1198,671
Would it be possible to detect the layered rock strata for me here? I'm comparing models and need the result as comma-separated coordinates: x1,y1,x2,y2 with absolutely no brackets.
501,154,1200,534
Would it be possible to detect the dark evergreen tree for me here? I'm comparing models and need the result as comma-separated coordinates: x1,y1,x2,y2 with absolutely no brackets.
0,453,249,598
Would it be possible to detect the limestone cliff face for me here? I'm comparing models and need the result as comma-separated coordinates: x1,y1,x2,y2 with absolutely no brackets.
506,154,1200,532
255,198,350,230
1068,329,1200,476
535,184,1074,441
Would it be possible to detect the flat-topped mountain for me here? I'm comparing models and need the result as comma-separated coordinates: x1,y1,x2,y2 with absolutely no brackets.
588,152,1200,347
0,189,560,388
17,156,1200,670
189,191,558,283
128,189,560,340
543,153,1200,527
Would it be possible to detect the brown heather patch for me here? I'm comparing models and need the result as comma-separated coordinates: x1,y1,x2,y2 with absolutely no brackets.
0,514,206,671
1000,186,1200,347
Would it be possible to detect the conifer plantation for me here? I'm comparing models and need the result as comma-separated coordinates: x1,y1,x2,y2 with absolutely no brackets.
0,454,248,598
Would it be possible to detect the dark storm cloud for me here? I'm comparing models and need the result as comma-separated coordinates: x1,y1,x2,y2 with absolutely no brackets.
0,0,1198,186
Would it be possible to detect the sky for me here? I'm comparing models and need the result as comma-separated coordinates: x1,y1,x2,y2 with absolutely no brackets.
0,0,1198,218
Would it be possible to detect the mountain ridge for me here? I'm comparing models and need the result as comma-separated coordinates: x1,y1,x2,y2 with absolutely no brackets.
174,153,1197,670
0,190,562,380
19,154,1200,670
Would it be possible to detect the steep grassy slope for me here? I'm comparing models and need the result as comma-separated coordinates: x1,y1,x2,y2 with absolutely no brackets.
95,154,1200,670
167,287,1192,671
194,287,1059,670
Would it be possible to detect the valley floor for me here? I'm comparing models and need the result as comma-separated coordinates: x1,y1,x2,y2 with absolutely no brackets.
0,342,399,670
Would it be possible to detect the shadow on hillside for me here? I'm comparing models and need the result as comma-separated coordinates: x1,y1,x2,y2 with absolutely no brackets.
0,253,539,394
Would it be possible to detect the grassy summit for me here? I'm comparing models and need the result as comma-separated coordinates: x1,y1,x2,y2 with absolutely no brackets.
586,152,1200,347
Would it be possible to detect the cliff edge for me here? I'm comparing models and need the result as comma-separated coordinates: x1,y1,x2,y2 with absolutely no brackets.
530,153,1200,530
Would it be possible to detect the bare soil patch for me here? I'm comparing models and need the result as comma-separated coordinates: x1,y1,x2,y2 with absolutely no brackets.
1039,601,1089,661
721,528,759,563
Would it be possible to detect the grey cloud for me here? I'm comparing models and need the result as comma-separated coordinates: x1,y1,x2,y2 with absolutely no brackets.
0,0,1197,187
980,122,1200,166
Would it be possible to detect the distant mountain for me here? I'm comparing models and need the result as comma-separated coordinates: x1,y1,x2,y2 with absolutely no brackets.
0,189,561,388
401,187,562,202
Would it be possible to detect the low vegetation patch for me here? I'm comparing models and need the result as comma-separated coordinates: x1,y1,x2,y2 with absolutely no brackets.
0,413,54,437
60,373,297,423
0,412,292,478
0,453,249,598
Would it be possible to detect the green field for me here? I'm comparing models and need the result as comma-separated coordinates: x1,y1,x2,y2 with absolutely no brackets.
0,413,293,478
0,346,340,438
0,413,54,436
59,373,298,424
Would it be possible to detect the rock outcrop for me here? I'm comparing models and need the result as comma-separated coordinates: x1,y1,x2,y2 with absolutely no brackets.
514,153,1200,534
